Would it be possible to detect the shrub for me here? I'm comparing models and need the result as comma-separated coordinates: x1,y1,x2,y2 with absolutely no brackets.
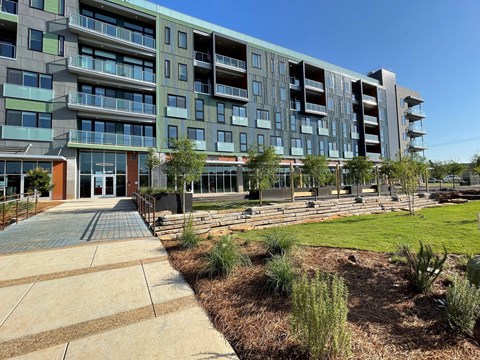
404,241,447,293
390,243,412,265
446,276,480,336
202,236,251,278
466,255,480,286
291,272,351,360
262,229,298,257
180,215,199,249
266,256,297,295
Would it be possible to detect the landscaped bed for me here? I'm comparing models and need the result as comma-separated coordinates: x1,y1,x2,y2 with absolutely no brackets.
161,203,480,359
1,200,63,229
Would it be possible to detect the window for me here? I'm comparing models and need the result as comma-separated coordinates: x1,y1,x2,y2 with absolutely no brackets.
270,58,274,73
332,122,337,136
329,142,338,151
30,0,44,10
58,0,65,15
279,61,285,75
7,69,53,89
280,87,286,102
178,63,187,81
164,60,170,78
271,84,275,101
344,79,351,94
165,27,171,45
257,134,265,152
344,143,352,154
342,123,347,138
400,98,405,107
252,53,261,68
352,124,358,133
275,112,282,130
256,109,269,120
28,29,43,52
240,133,248,152
319,141,325,155
307,139,312,155
218,130,232,143
187,128,205,141
380,129,385,142
58,36,64,56
354,144,359,156
290,115,297,132
167,94,186,108
167,125,178,148
403,132,408,141
271,136,282,147
326,73,334,88
6,110,52,128
327,98,334,111
195,99,204,121
252,81,262,96
291,138,302,148
178,31,187,49
302,117,311,126
233,105,246,117
318,119,328,129
217,103,225,123
379,108,386,121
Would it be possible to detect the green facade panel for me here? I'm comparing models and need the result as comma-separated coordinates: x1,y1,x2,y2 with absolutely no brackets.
44,0,59,14
0,12,17,23
43,33,58,55
5,99,52,113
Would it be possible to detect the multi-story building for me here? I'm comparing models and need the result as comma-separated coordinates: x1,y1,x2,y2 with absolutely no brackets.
0,0,427,199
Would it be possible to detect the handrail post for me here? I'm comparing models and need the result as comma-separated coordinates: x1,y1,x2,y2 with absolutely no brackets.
147,195,151,229
15,198,19,224
153,196,156,237
26,196,29,219
35,190,38,215
2,202,5,230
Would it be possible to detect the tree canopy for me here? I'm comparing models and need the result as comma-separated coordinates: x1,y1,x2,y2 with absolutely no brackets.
344,156,374,197
245,146,280,205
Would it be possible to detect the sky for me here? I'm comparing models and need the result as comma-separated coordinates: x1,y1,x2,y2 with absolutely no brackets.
154,0,480,162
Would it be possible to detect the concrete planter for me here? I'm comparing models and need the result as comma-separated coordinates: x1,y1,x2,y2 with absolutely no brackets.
153,193,192,214
249,189,292,201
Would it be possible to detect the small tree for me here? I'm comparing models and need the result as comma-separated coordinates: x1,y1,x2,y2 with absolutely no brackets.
343,156,374,197
380,158,397,195
302,155,331,200
446,161,467,190
25,167,54,194
471,154,480,176
429,160,449,187
145,147,161,188
392,154,427,215
245,146,280,206
164,136,207,214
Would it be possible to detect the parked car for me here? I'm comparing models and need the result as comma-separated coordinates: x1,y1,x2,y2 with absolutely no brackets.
428,178,440,183
443,175,462,183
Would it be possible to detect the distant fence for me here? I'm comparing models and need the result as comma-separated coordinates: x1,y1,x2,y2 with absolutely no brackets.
1,191,39,230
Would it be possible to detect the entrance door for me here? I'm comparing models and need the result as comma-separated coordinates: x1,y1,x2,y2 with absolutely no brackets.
92,175,116,197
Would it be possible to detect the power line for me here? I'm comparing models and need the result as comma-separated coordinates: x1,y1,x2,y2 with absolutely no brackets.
428,136,480,148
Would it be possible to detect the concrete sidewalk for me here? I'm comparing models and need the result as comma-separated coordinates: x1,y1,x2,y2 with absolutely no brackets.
0,199,237,359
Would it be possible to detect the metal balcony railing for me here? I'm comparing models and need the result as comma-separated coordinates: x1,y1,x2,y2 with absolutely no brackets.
194,51,211,63
365,134,380,142
69,55,155,83
215,54,246,70
194,81,210,94
216,83,248,99
362,94,377,103
408,125,427,133
407,107,426,117
68,92,156,116
364,115,378,124
69,129,155,148
410,140,428,149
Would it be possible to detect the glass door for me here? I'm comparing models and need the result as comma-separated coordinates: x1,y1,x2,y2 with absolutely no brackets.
91,175,116,197
93,175,103,196
105,176,115,196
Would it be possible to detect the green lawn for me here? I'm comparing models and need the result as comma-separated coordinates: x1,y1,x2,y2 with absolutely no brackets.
235,202,480,254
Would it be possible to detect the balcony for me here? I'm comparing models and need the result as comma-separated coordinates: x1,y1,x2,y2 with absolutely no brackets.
408,124,427,136
318,128,329,136
194,81,211,94
0,41,15,59
232,115,248,127
409,140,428,150
306,102,327,116
300,125,313,134
166,106,187,119
406,107,426,119
68,130,155,150
351,132,359,140
216,83,248,101
304,79,324,92
362,94,377,105
344,151,354,159
68,13,156,56
215,54,246,72
366,152,382,161
193,140,206,151
291,147,303,156
273,146,284,155
256,119,271,129
3,83,54,102
217,142,234,152
290,101,301,111
1,0,17,15
329,150,339,158
352,94,359,104
1,125,53,142
194,51,211,69
289,77,300,90
68,92,156,120
364,115,378,125
365,134,380,143
68,55,156,90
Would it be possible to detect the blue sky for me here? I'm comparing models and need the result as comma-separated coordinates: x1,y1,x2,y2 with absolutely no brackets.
154,0,480,163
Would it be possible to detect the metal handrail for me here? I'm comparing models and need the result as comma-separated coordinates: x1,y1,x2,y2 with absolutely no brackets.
1,190,39,230
132,192,157,236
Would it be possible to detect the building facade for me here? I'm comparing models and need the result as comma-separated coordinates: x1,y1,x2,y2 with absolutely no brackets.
0,0,427,199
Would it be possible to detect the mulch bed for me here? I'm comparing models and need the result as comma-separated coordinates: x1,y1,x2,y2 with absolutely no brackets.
162,239,480,359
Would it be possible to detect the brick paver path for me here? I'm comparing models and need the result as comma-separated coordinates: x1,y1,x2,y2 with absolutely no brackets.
0,198,151,254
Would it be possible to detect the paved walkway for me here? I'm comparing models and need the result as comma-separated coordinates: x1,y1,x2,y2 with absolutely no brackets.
0,199,237,359
0,198,151,254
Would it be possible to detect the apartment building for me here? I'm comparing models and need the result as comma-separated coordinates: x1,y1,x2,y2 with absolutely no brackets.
0,0,427,199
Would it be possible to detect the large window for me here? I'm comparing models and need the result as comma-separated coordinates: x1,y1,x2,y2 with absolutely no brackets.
306,139,312,155
275,112,282,130
178,63,187,81
256,109,269,120
280,87,287,102
290,115,297,132
252,81,262,96
233,105,246,117
240,133,247,152
291,138,302,148
167,94,186,108
187,127,205,141
217,103,225,123
271,136,282,147
257,134,265,153
28,29,43,52
178,31,187,49
193,165,238,194
7,69,52,89
217,130,232,143
167,125,178,148
252,53,261,68
58,35,64,56
195,99,204,121
279,61,285,75
6,110,52,128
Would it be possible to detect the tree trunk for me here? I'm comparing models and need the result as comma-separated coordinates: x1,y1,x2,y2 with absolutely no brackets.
149,169,153,188
357,183,360,197
412,192,416,215
389,180,392,196
452,174,455,190
259,189,263,206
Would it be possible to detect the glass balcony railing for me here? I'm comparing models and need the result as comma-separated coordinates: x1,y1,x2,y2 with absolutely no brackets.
215,54,246,71
364,115,378,124
291,147,304,156
1,125,53,142
362,94,377,103
290,101,301,111
216,83,248,99
194,51,211,63
0,41,15,58
217,142,234,152
304,78,324,91
407,107,426,117
69,130,155,148
366,152,382,161
69,13,156,49
3,83,54,102
410,140,428,149
408,125,427,133
69,55,155,83
306,102,326,114
68,92,156,116
1,0,17,14
365,134,380,142
289,77,300,87
194,81,210,94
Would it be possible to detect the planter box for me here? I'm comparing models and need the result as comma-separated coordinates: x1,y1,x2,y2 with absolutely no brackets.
152,193,192,214
316,186,333,197
249,189,292,201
